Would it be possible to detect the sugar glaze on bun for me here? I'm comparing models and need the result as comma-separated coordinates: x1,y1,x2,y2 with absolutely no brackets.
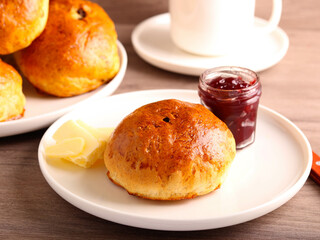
14,0,120,97
0,59,26,122
104,99,236,200
0,0,49,54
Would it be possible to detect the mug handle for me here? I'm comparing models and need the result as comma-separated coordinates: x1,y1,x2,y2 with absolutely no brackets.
257,0,282,34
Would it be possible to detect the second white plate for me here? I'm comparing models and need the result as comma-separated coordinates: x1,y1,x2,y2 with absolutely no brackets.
38,90,312,231
132,13,289,75
0,41,127,137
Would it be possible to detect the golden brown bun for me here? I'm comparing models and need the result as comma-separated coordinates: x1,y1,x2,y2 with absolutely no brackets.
0,59,26,122
14,0,120,97
0,0,49,55
104,99,236,200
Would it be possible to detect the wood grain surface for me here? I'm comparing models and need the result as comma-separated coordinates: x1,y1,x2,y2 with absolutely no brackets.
1,0,319,239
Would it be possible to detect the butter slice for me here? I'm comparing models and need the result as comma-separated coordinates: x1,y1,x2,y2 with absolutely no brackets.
76,120,114,141
45,137,85,158
52,120,100,168
46,120,114,168
76,120,114,164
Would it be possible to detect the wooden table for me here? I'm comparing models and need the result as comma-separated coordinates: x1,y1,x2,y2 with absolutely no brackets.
1,0,319,239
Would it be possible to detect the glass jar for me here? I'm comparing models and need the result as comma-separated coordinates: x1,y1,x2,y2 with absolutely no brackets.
198,66,262,149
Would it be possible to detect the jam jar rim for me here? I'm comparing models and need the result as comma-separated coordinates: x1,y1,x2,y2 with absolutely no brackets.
199,66,261,94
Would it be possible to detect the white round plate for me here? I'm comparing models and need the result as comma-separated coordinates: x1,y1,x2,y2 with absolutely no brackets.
0,41,127,137
132,13,289,75
38,90,312,231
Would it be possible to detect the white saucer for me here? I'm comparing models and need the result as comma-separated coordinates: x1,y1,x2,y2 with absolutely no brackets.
132,13,289,75
38,90,311,231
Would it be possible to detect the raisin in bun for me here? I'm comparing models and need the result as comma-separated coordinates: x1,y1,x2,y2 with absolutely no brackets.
14,0,120,97
0,0,49,55
104,99,236,200
0,59,26,122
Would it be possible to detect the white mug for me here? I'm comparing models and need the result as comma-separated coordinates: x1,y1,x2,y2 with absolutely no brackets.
169,0,282,56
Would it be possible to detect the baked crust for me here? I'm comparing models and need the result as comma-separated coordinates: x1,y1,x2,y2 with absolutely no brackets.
0,59,26,122
104,99,236,200
0,0,49,54
14,0,120,97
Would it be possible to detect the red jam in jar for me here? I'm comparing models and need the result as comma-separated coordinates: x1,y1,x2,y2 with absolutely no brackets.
198,66,262,149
